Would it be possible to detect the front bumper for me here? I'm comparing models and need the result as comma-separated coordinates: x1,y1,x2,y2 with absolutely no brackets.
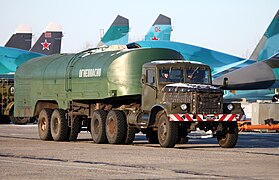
169,114,244,122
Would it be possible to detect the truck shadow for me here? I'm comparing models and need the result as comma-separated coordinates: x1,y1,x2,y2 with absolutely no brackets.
132,133,279,149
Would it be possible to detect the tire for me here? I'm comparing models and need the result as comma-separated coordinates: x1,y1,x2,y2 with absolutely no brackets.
105,110,127,144
125,127,136,144
51,109,69,141
69,116,80,141
38,109,53,140
91,110,108,143
157,112,178,148
146,130,159,144
217,123,238,148
10,117,30,124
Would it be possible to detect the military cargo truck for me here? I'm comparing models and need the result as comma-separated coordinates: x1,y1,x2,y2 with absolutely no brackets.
0,76,30,124
14,47,242,148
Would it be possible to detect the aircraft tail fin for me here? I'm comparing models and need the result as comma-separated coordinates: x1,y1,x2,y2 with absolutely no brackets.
249,10,279,61
97,15,129,47
30,23,63,55
144,14,172,41
5,24,32,50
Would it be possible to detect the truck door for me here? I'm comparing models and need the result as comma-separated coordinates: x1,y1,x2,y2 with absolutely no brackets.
141,68,157,111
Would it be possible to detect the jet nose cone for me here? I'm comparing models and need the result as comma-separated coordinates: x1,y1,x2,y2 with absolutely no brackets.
213,60,277,90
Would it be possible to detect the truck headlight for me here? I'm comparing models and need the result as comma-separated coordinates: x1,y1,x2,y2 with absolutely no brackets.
227,104,234,111
180,104,187,111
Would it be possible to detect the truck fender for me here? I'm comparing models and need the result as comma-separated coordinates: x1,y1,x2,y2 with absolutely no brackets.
148,104,171,127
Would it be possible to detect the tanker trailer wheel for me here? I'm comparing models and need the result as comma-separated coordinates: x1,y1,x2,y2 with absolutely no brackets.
38,109,53,140
216,122,238,148
91,110,108,143
69,116,81,141
50,109,69,141
10,117,30,124
157,112,178,148
105,110,127,144
125,127,136,144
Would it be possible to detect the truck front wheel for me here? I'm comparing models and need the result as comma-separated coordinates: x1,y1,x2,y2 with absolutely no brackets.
91,110,108,143
216,122,238,148
38,109,53,140
50,109,69,141
106,110,127,144
157,112,178,148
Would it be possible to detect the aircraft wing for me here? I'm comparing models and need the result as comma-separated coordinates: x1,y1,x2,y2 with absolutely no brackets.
212,59,255,78
0,46,43,74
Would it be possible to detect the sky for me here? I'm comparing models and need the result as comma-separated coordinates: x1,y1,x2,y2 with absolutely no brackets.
0,0,278,58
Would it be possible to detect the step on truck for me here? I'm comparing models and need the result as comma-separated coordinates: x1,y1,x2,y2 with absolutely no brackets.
14,47,243,148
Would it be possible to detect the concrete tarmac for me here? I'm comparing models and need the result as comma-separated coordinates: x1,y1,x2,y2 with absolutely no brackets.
0,124,278,179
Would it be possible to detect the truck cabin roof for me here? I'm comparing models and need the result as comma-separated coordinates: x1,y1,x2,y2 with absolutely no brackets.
143,60,210,70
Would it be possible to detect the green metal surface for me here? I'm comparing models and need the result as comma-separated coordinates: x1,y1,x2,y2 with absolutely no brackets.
14,48,184,117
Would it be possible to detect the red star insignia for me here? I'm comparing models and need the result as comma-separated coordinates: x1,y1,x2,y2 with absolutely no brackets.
151,35,159,40
41,39,51,50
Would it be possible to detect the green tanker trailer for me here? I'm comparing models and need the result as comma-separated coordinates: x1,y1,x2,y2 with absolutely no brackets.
14,47,243,148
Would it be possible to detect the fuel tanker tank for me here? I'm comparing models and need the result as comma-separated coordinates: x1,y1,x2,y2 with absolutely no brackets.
14,47,184,117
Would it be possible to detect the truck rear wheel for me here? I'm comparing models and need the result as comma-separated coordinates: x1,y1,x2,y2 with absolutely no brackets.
106,110,127,144
51,109,69,141
38,109,53,140
91,110,108,143
157,112,178,148
217,123,238,148
125,127,136,144
69,116,80,141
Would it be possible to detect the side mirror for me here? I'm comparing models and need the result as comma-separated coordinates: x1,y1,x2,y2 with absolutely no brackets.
223,77,228,86
220,77,228,89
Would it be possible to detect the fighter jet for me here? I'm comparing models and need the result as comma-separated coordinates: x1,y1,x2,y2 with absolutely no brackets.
126,10,279,101
127,10,279,79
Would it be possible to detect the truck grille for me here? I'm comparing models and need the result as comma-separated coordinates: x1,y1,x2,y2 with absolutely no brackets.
163,92,192,103
163,92,223,114
194,92,222,114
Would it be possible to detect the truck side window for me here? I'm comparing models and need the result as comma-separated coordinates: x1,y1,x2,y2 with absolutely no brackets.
146,69,155,84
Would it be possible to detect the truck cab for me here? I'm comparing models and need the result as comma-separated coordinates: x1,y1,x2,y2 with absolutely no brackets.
140,60,243,147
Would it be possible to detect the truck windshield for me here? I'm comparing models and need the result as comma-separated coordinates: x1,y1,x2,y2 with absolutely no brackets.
159,68,210,84
186,69,210,84
159,69,184,83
